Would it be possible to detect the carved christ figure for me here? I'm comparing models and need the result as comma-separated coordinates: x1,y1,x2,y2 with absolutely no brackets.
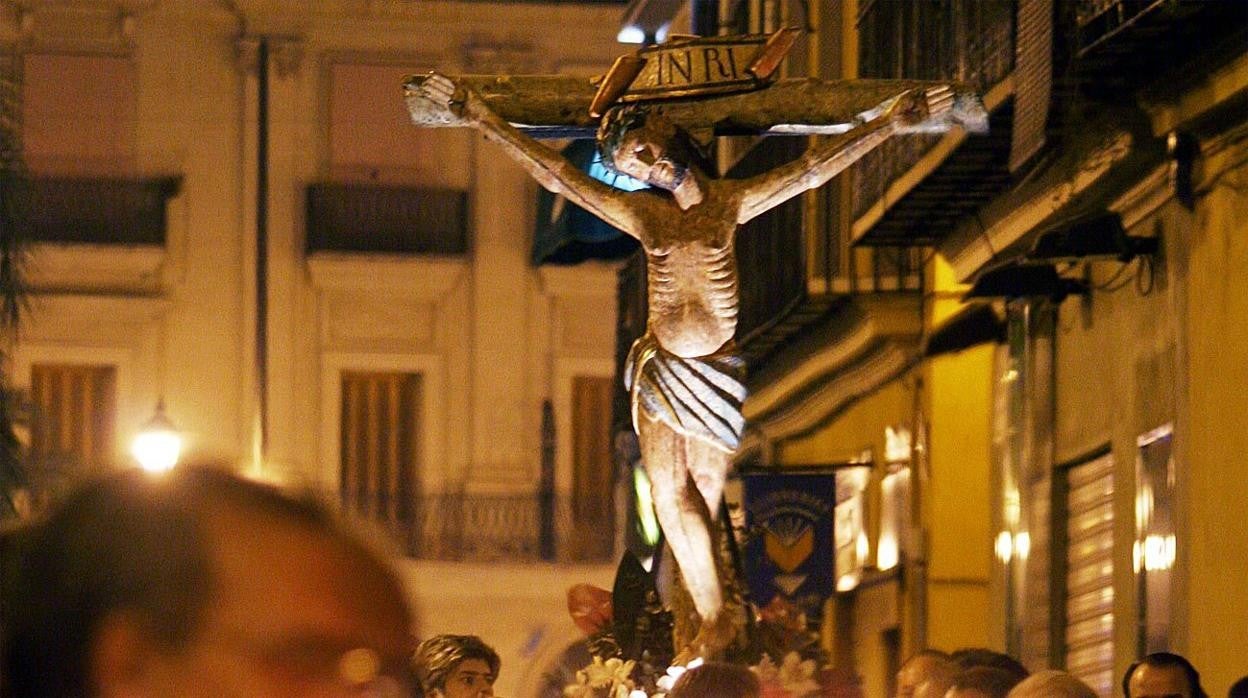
412,73,953,656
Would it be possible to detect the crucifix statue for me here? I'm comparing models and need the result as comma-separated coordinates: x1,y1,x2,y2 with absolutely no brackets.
405,30,983,662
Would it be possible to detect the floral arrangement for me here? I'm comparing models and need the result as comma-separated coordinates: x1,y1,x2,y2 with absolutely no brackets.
562,560,863,698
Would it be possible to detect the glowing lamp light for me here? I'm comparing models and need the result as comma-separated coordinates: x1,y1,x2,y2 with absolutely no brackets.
655,22,672,44
131,400,182,474
995,530,1014,564
884,426,911,463
1014,531,1031,561
617,24,646,44
1134,534,1176,573
876,534,899,572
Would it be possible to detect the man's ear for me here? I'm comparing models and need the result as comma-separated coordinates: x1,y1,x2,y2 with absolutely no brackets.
89,612,158,698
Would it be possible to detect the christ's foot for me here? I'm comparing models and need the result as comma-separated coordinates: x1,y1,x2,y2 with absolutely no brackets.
672,609,739,666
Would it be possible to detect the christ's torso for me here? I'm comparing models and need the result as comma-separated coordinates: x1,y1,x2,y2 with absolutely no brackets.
641,199,740,358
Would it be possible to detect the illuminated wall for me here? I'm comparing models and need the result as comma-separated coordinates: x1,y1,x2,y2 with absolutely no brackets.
921,257,995,654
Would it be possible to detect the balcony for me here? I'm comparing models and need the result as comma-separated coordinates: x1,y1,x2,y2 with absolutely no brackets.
851,0,1018,246
358,491,616,564
23,175,180,245
729,137,925,369
1072,0,1248,98
305,182,469,255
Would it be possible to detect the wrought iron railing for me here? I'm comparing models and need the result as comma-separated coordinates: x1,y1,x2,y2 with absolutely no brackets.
24,176,180,245
851,0,1016,222
1074,0,1168,54
306,182,469,255
361,492,617,564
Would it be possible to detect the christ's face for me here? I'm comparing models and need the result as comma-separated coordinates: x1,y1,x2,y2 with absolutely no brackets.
613,121,688,191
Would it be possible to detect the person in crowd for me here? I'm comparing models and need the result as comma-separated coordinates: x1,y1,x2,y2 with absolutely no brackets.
414,634,501,698
950,648,1029,684
945,666,1025,698
1006,670,1096,698
897,649,958,698
1,464,418,697
667,661,761,698
1228,675,1248,698
1123,652,1208,698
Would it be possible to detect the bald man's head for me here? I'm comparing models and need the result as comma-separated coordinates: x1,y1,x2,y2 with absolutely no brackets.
898,651,956,698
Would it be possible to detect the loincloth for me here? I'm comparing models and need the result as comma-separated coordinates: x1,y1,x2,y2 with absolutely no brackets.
624,333,747,453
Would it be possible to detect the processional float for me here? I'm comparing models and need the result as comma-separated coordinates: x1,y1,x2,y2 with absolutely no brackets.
405,27,986,694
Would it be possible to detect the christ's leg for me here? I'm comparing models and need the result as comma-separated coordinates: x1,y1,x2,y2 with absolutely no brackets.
638,412,723,625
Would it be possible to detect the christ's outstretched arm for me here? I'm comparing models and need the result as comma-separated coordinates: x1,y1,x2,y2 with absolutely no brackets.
732,85,955,225
413,73,643,237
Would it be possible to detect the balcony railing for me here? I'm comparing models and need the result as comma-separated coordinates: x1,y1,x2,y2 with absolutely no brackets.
1070,0,1247,96
23,176,180,245
359,492,616,564
306,182,468,255
852,0,1016,223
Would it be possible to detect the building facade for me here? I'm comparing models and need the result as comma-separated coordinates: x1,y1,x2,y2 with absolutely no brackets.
2,2,635,695
617,0,1247,695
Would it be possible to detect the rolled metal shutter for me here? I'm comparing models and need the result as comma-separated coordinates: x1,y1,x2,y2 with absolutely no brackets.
1064,452,1115,696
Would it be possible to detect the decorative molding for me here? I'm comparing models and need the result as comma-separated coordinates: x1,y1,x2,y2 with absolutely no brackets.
740,339,918,455
234,35,304,77
269,35,303,77
25,243,166,295
6,0,161,52
305,253,467,300
234,35,261,75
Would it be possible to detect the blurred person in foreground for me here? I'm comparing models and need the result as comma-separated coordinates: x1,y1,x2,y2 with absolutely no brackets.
414,634,500,698
897,649,958,698
1123,652,1208,698
668,661,760,698
1006,670,1096,698
1,464,417,697
945,666,1025,698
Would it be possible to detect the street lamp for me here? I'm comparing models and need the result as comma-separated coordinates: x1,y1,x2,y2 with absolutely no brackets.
131,399,182,473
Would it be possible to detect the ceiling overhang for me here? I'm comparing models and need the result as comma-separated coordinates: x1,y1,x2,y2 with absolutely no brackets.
940,111,1166,282
739,294,922,459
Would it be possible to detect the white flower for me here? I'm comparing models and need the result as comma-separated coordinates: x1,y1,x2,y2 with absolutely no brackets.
564,656,638,697
777,652,820,697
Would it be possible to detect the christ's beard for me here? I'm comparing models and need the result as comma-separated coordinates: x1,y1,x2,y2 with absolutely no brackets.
647,157,688,191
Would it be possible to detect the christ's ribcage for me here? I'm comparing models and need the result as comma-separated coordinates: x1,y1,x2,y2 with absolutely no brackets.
648,241,738,358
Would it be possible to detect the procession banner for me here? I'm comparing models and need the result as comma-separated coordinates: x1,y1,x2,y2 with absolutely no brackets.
740,468,837,625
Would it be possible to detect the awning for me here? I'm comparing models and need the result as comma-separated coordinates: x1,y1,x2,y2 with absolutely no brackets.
922,303,1005,359
531,140,642,266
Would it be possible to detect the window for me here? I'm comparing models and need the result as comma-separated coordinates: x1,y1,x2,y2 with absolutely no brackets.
28,363,117,480
993,299,1056,668
565,375,615,560
339,371,421,551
